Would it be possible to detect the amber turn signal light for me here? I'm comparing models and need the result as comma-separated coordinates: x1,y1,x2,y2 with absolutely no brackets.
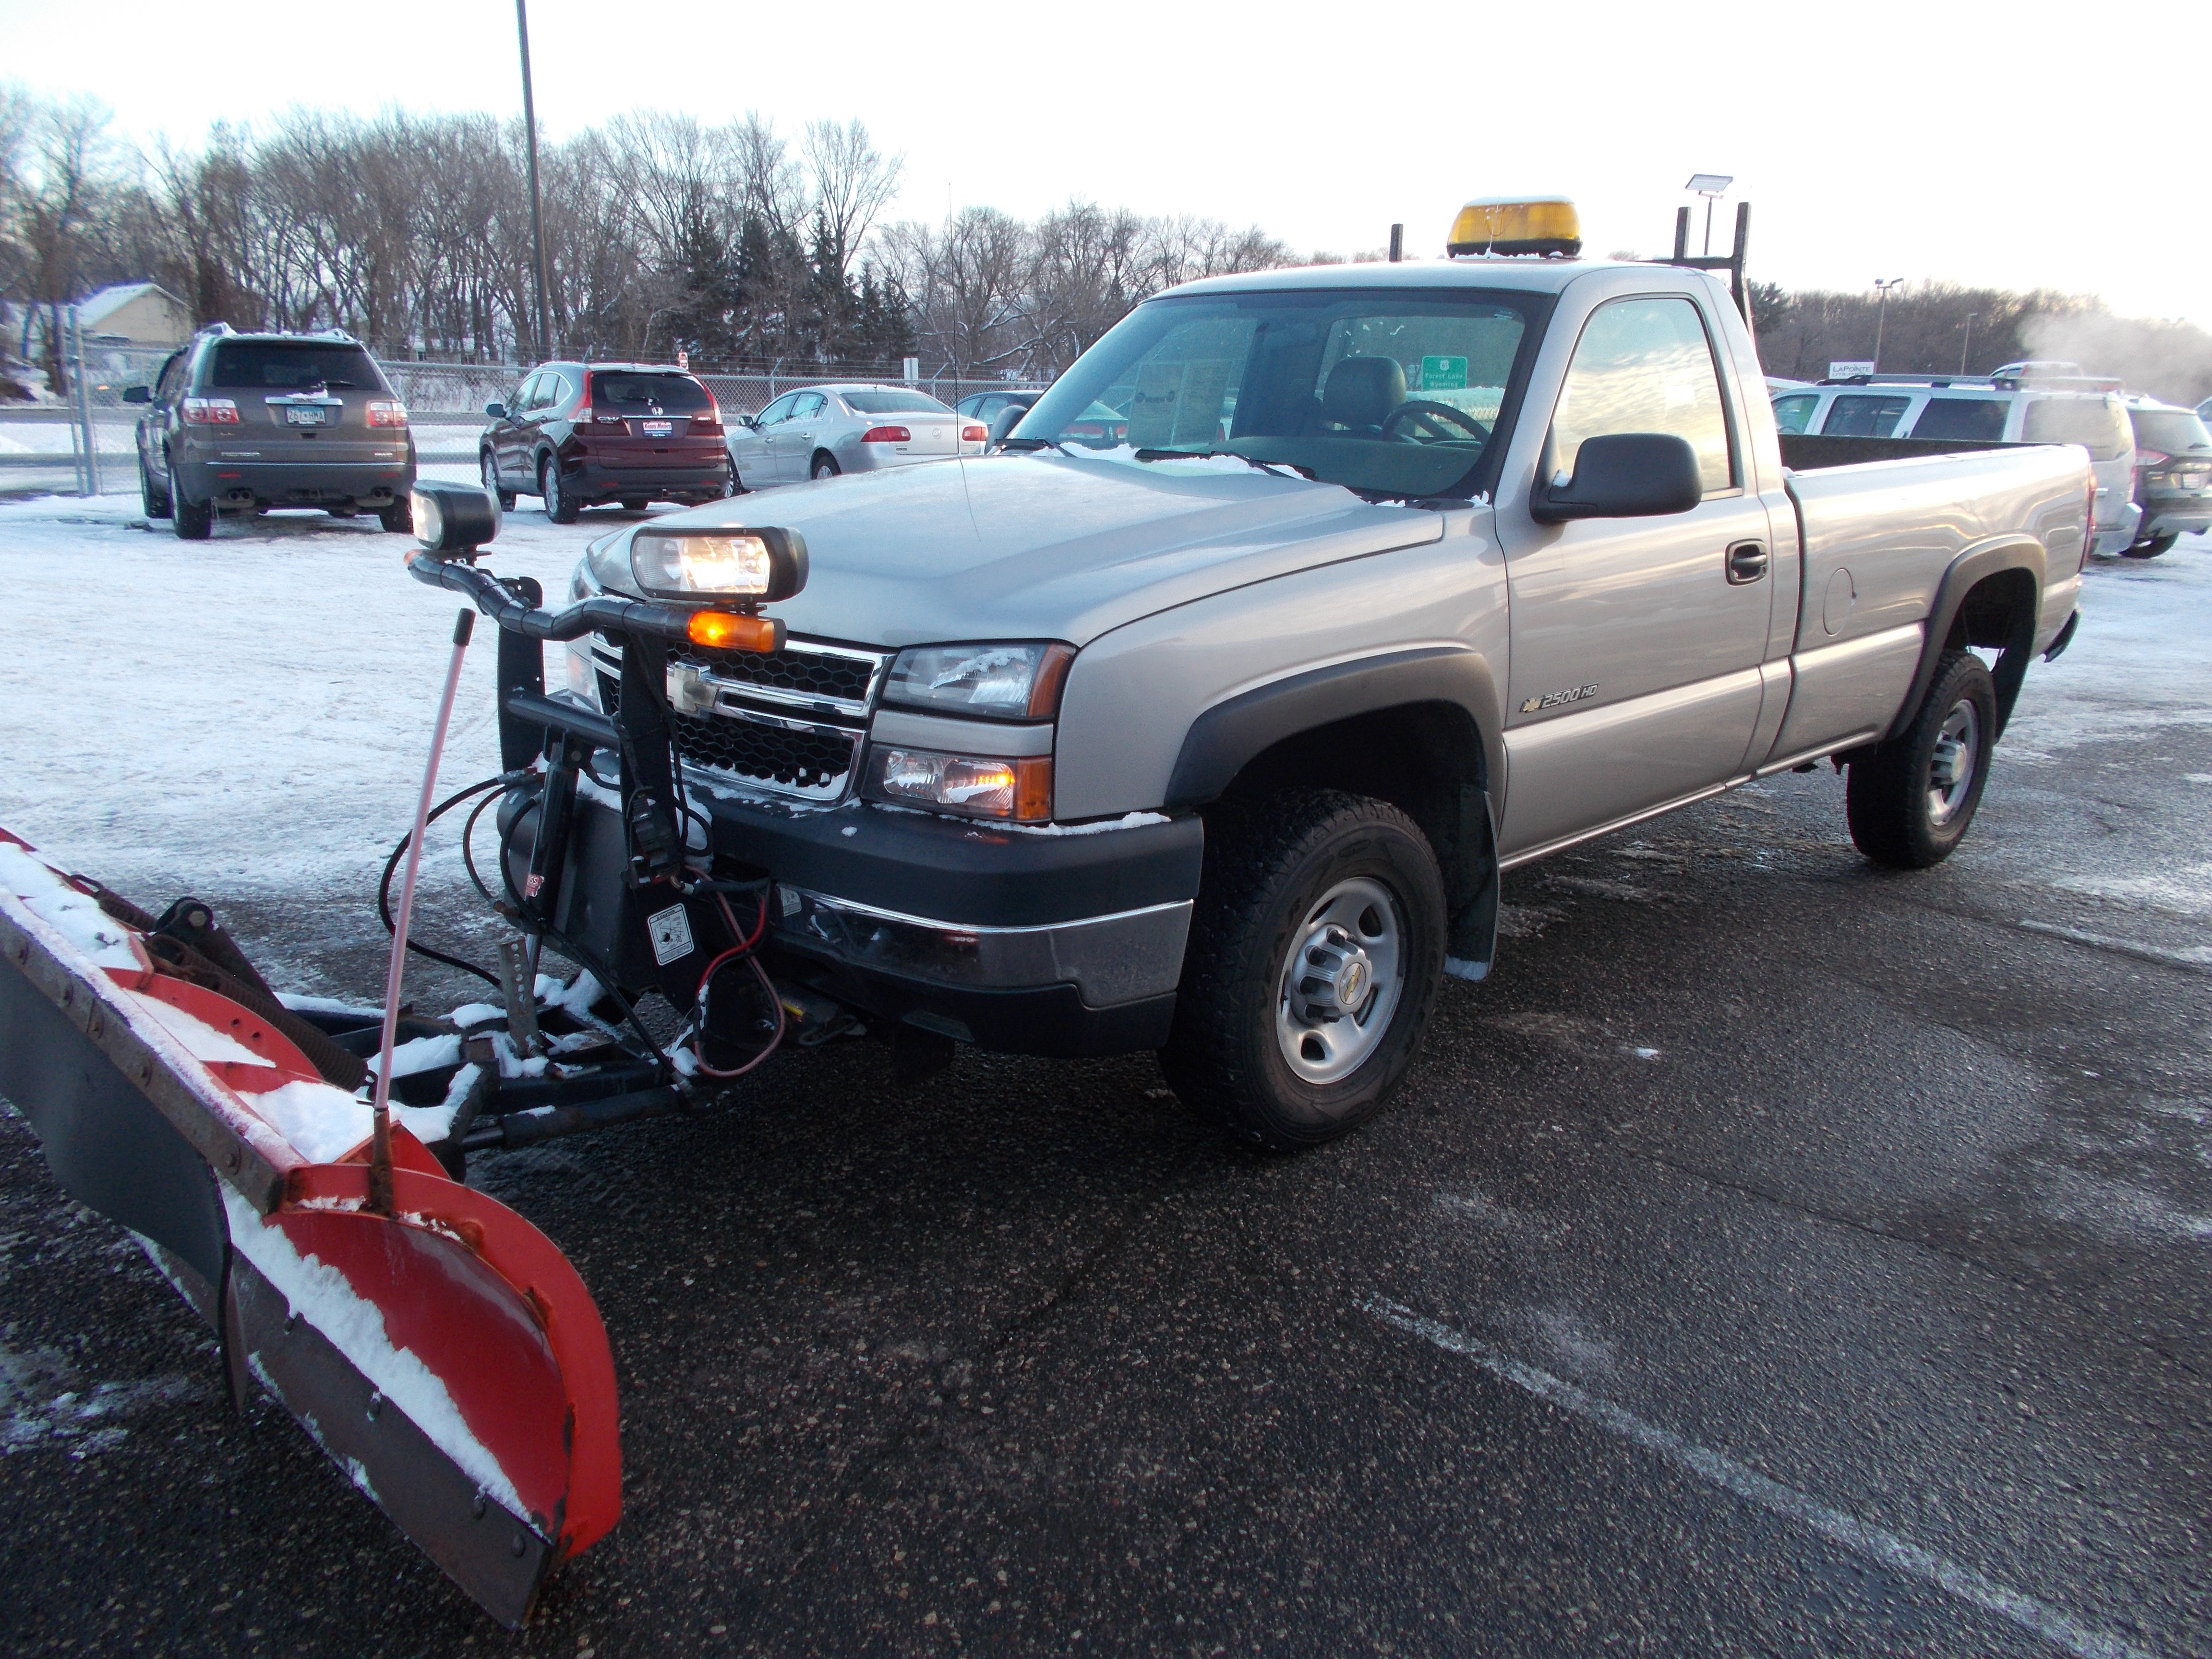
688,610,784,652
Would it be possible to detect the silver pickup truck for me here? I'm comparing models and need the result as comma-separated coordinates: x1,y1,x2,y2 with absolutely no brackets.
556,246,2087,1150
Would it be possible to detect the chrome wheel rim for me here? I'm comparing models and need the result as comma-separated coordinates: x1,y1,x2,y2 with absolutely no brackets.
1927,699,1980,827
1275,876,1404,1085
481,452,498,494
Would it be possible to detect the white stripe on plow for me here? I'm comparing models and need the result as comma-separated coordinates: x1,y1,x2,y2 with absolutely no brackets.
1362,1298,2157,1659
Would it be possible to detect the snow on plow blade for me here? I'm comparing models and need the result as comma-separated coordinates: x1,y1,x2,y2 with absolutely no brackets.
0,832,619,1626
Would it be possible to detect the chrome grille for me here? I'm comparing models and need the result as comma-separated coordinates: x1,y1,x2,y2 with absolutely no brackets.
590,633,886,802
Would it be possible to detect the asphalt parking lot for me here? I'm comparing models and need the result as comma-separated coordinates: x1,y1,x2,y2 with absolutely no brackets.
1,501,2207,1657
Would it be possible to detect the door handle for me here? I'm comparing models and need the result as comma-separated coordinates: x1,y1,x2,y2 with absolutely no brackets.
1726,541,1769,584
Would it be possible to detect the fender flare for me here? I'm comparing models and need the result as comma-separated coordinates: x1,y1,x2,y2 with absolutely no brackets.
1164,646,1503,808
1886,538,2045,742
1164,647,1506,976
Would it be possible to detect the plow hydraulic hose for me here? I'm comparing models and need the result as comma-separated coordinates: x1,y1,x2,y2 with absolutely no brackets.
370,607,476,1215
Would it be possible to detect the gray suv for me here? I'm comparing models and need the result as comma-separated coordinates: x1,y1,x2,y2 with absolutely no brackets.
127,325,417,540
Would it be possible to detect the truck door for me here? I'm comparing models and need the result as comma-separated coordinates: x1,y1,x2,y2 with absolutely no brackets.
1497,294,1773,858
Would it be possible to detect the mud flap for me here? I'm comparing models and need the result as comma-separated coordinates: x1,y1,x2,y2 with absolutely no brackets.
0,834,620,1626
1443,786,1500,983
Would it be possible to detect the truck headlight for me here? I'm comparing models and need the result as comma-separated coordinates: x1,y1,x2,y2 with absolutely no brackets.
864,746,1053,822
882,642,1075,721
630,526,807,601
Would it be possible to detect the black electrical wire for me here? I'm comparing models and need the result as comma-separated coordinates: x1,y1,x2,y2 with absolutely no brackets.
377,775,512,987
460,786,505,907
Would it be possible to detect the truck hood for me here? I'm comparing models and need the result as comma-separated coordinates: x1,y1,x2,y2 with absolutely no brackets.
595,451,1445,647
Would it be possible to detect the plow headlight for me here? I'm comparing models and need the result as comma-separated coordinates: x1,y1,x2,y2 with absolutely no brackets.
883,641,1076,721
411,481,501,554
631,527,808,602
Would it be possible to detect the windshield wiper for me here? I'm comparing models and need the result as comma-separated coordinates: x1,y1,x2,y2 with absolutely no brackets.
1132,448,1314,480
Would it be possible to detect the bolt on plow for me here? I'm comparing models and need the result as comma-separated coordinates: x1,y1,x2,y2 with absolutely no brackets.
0,483,838,1623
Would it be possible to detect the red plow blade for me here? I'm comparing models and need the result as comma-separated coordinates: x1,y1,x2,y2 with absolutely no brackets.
0,830,619,1626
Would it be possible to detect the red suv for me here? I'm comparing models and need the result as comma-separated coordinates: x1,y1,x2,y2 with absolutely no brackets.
481,361,733,522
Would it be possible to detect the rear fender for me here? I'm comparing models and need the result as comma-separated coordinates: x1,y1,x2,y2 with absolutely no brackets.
1887,539,2044,742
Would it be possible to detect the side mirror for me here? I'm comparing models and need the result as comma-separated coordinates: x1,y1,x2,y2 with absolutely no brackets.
122,384,152,405
987,405,1025,445
484,401,506,419
1530,432,1704,523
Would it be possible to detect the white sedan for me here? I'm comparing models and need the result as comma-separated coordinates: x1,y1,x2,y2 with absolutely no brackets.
727,384,986,488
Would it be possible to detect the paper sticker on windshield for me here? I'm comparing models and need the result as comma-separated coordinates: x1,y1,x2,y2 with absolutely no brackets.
647,903,695,966
1422,355,1469,391
1128,360,1233,448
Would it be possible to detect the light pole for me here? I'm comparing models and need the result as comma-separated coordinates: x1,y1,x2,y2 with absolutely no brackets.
516,0,552,362
1960,310,1980,376
1872,277,1905,372
1685,173,1734,256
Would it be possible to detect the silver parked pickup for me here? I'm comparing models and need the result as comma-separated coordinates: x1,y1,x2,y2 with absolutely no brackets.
562,241,2087,1149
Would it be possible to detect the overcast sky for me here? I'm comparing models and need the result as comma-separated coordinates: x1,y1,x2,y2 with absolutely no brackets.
3,0,2202,324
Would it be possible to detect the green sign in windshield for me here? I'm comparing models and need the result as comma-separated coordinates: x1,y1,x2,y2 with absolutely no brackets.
1421,355,1469,391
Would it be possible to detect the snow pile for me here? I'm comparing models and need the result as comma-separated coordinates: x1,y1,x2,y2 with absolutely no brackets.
0,843,141,969
219,1185,528,1519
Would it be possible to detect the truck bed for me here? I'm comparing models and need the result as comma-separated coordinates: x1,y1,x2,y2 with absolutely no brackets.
1764,441,2090,762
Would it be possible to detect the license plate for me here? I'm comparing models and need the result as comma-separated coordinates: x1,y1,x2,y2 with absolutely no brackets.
285,406,325,426
641,420,673,437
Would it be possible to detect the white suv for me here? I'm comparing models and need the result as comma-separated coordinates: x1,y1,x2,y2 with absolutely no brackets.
1774,376,2140,556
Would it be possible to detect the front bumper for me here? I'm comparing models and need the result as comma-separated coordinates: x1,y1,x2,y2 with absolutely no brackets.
712,793,1203,1057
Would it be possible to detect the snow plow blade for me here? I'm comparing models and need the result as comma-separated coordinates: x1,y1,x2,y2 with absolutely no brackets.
0,832,619,1627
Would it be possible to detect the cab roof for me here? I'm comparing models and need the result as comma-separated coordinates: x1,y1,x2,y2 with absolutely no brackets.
1160,256,1681,301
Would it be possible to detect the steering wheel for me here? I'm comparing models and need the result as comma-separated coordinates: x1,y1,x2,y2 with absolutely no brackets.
1380,400,1491,444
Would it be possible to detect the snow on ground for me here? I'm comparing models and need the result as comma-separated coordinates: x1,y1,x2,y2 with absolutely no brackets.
0,469,660,898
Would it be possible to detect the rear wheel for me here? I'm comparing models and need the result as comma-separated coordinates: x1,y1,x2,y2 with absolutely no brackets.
377,497,411,534
1161,789,1445,1151
481,450,516,512
541,456,578,524
2124,533,2177,559
1845,649,1997,868
172,493,213,541
620,496,647,513
810,452,840,481
139,453,171,519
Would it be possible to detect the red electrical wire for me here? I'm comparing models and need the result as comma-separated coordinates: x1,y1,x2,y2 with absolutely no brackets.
690,889,784,1079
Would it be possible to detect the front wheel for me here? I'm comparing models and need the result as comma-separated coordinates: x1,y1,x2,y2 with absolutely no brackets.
810,452,840,481
2123,533,2177,559
1161,789,1445,1151
481,450,516,512
541,456,578,524
1846,649,1997,868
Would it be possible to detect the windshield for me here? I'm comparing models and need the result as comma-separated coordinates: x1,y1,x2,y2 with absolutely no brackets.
205,341,386,392
590,372,711,413
2129,409,2212,454
1013,287,1543,497
843,389,954,415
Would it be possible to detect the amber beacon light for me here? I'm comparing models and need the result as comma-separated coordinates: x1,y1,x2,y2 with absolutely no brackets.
1446,196,1582,258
